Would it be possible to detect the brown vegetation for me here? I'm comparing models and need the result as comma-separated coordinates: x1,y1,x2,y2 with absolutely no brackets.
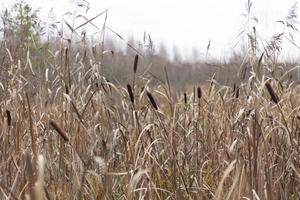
0,0,299,199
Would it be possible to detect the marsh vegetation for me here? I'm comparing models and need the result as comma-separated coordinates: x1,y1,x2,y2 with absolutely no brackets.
0,0,299,199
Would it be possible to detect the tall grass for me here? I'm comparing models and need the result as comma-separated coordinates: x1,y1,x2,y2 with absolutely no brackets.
0,0,299,199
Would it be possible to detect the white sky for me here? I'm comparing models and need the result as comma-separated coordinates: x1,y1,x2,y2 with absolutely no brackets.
1,0,300,60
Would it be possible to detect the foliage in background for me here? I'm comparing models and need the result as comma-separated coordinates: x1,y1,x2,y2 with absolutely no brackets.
0,0,48,67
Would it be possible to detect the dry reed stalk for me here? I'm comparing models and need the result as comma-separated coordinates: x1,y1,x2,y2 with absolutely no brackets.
25,153,35,200
164,66,174,115
49,120,69,142
81,89,98,117
127,169,148,200
26,93,37,158
256,52,264,78
216,160,237,200
208,73,215,96
70,101,85,125
33,155,45,200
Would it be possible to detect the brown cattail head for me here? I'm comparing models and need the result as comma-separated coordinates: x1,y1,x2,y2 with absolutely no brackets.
184,93,187,104
265,82,279,104
49,120,69,142
65,47,69,59
127,84,134,105
133,54,139,73
147,92,158,110
65,85,69,94
6,110,11,127
197,87,202,99
235,87,240,99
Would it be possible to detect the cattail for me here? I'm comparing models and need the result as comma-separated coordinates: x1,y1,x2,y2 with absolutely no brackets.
65,85,69,94
265,82,279,104
127,84,134,105
6,109,11,126
133,54,139,73
65,47,69,64
184,93,187,104
197,87,202,99
147,92,158,110
235,87,240,99
233,84,236,93
49,120,69,142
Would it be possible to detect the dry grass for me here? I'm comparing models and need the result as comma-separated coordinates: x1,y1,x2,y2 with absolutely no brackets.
0,45,299,199
0,1,300,199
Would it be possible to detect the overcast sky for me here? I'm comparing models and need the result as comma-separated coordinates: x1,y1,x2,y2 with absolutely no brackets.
1,0,300,60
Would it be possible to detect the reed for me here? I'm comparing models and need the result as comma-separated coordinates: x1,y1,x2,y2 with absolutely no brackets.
0,1,299,199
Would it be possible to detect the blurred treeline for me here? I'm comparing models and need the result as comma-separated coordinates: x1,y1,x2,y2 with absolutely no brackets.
0,0,299,92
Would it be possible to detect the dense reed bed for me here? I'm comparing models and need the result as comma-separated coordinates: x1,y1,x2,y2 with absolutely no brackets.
0,45,299,199
0,0,300,199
